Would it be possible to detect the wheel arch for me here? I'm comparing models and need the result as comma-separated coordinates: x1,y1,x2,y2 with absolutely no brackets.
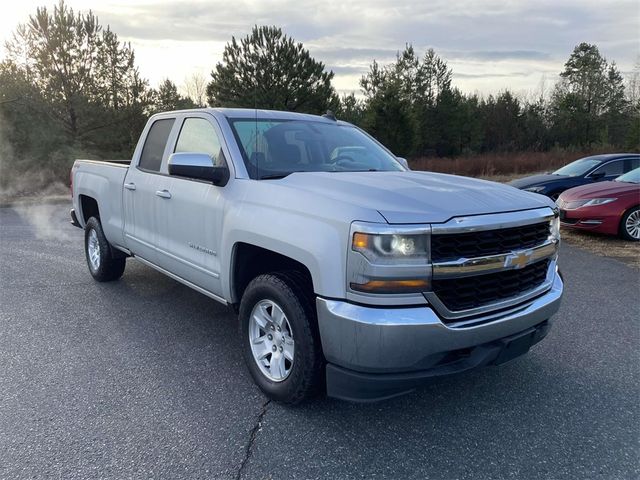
620,204,640,240
79,195,100,224
229,242,314,306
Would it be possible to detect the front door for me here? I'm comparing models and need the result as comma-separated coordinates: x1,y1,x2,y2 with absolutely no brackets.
154,115,227,297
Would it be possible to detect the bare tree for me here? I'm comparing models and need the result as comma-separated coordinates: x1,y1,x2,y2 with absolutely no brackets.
183,72,208,107
626,56,640,108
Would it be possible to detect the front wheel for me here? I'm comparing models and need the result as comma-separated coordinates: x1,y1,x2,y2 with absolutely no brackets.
239,272,323,404
620,206,640,241
84,217,126,281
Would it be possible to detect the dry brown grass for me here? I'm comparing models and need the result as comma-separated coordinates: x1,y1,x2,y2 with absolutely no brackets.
560,229,640,269
409,150,604,178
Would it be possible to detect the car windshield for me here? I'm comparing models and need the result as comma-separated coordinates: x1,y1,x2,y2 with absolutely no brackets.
615,167,640,184
229,119,404,179
553,157,603,177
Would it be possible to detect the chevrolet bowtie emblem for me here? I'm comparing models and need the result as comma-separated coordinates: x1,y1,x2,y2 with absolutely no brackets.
505,250,533,269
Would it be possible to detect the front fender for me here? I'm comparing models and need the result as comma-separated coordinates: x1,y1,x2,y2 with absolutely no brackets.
221,211,350,301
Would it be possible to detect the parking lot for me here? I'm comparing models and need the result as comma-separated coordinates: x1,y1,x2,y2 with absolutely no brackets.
1,203,638,479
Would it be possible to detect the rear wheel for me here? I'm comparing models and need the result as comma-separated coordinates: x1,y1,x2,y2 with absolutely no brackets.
84,217,126,281
239,272,323,404
620,206,640,241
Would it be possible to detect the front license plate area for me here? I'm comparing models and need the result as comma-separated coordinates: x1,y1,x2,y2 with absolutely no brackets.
494,330,536,365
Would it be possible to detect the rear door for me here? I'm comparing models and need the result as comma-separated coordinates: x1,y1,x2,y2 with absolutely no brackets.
123,117,176,262
153,114,229,297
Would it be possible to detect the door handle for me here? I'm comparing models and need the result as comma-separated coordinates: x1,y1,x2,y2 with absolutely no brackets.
155,189,172,199
124,182,136,191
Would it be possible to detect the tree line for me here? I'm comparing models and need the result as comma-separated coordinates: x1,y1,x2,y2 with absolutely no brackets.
1,1,638,191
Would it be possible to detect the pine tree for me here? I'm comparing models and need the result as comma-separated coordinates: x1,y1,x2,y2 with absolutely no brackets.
206,26,338,113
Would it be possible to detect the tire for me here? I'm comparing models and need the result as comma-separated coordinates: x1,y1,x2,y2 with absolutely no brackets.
84,217,126,281
620,206,640,241
239,272,323,405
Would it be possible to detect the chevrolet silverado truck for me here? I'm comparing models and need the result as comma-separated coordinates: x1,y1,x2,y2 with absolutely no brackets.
70,108,564,403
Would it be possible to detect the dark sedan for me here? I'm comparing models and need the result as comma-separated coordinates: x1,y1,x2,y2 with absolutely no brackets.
510,153,640,200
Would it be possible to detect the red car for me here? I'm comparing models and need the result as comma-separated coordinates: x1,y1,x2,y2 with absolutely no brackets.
557,167,640,241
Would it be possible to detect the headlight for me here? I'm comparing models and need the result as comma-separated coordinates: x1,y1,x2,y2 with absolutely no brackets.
348,224,431,295
582,198,617,207
563,199,589,210
524,186,545,193
352,232,429,264
549,214,560,241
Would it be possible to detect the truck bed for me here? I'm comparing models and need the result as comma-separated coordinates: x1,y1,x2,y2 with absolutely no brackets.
75,159,131,166
72,158,132,248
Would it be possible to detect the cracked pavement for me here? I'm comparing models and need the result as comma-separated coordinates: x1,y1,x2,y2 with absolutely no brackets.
1,204,638,479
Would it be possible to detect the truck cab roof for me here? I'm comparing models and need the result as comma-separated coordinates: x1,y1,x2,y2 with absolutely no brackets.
151,107,345,125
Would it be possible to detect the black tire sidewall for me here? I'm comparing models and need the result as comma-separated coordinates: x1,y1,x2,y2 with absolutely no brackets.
239,274,321,404
84,217,125,281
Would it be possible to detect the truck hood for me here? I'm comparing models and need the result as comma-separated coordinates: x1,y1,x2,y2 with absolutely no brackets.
277,171,554,224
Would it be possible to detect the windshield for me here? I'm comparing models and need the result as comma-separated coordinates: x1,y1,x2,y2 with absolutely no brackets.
553,157,603,177
229,119,404,179
615,167,640,184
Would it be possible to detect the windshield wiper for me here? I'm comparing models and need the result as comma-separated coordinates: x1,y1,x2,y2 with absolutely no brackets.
259,173,294,180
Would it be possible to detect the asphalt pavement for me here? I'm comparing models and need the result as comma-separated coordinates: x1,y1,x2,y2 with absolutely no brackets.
0,203,638,480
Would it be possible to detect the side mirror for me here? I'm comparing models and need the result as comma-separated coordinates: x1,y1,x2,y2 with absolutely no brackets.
168,152,229,186
397,157,410,170
589,171,606,180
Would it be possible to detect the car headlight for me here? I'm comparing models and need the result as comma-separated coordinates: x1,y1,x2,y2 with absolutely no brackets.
348,224,431,295
524,186,546,193
563,199,589,210
352,232,429,264
582,198,617,207
549,214,561,241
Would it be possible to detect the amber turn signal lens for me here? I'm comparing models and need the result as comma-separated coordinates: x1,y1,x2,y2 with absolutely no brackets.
350,279,429,294
352,232,369,249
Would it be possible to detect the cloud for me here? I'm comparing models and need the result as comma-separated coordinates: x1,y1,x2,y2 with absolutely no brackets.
447,51,552,62
454,71,531,79
307,47,398,63
328,65,370,75
2,0,638,94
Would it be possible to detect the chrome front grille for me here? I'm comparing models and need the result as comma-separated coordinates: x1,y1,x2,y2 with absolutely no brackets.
427,209,558,322
431,222,551,262
432,259,550,312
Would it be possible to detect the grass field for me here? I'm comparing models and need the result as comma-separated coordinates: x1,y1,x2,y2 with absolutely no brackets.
409,150,600,179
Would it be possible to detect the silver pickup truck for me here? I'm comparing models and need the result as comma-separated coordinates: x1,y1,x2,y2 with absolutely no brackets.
70,108,564,403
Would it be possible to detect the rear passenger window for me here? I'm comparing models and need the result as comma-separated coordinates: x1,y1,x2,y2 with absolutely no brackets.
175,118,225,166
139,118,175,172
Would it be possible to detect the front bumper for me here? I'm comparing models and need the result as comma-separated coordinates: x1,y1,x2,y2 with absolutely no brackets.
559,208,620,235
317,270,563,402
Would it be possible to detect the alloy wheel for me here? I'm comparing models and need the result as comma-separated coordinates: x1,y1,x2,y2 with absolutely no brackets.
248,299,295,382
625,210,640,240
87,229,101,271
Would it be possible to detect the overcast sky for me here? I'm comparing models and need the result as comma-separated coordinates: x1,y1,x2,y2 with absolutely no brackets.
2,0,639,97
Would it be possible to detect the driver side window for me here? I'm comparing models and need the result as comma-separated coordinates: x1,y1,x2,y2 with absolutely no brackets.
175,118,225,166
590,160,624,177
